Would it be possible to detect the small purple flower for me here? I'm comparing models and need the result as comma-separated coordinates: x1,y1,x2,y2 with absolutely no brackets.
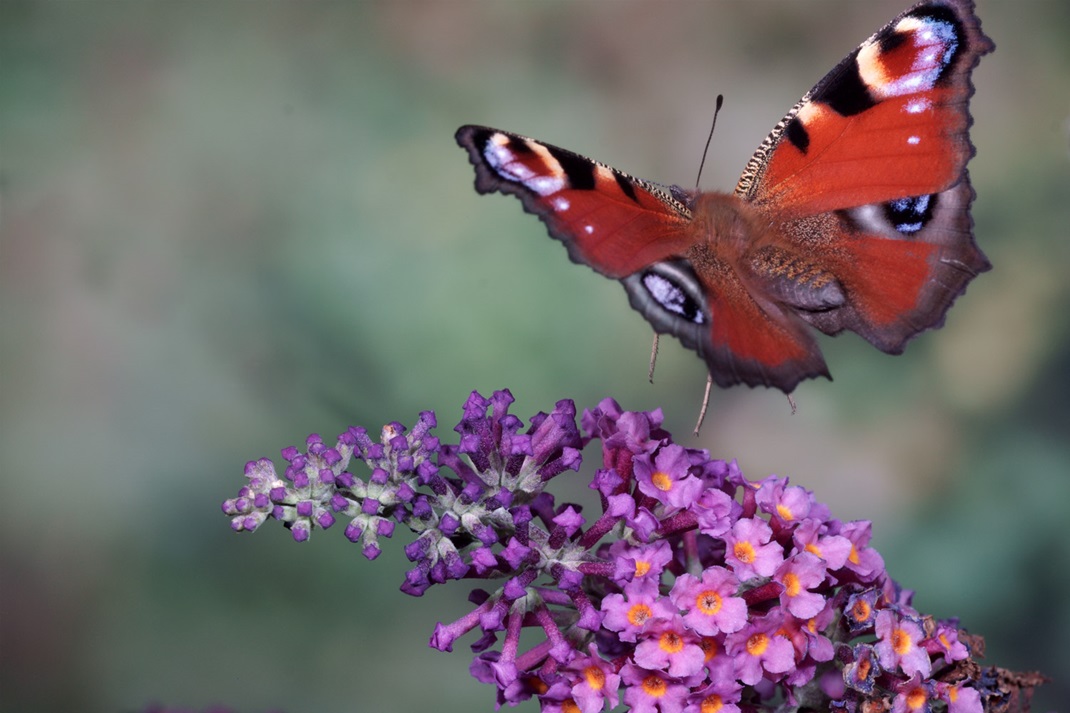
609,540,673,587
695,635,736,683
844,588,881,634
634,444,705,510
843,643,882,695
670,567,747,637
937,681,983,713
791,518,852,570
837,520,885,583
876,609,932,678
620,663,690,713
723,517,783,581
724,611,796,685
682,678,742,713
601,580,676,643
633,620,706,678
923,619,970,664
891,673,936,713
559,644,621,713
755,477,816,526
773,552,827,619
693,485,738,538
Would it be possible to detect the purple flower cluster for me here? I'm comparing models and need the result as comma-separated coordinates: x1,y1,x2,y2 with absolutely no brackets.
222,391,1041,712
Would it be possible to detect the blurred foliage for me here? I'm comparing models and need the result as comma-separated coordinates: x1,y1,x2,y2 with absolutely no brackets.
1,1,1067,712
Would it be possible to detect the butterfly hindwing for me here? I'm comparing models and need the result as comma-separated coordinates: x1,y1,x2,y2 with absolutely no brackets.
621,255,831,390
737,0,992,355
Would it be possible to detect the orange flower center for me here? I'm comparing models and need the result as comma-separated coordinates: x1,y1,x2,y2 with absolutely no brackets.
783,572,801,597
697,589,723,615
699,637,720,661
733,540,756,564
700,694,724,713
776,503,795,521
583,666,605,691
652,471,673,491
892,627,912,655
641,674,667,698
628,603,653,627
851,598,872,622
905,685,928,710
659,631,684,654
746,632,769,656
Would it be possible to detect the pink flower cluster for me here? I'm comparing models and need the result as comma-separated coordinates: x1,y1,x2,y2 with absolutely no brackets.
223,392,1025,712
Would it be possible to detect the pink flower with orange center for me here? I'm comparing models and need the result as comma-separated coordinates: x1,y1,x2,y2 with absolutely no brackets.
773,552,827,619
634,621,706,677
634,444,704,509
724,611,796,686
876,609,932,678
601,579,676,643
723,517,783,581
670,566,747,636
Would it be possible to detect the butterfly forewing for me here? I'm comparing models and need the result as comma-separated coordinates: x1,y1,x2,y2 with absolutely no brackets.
455,126,695,279
737,0,992,213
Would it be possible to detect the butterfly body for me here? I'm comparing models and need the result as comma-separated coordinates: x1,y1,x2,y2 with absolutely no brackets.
457,0,992,393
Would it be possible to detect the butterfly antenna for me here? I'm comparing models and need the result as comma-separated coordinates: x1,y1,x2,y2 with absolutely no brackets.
694,94,725,189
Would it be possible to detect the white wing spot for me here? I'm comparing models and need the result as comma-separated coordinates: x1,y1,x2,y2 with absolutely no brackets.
584,225,594,235
528,175,566,196
552,196,570,212
483,134,568,196
907,136,921,145
484,142,535,183
905,98,931,114
874,17,959,99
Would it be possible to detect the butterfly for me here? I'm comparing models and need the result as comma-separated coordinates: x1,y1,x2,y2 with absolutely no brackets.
456,0,993,395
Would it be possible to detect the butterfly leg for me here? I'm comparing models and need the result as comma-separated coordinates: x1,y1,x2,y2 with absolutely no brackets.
786,393,797,415
693,373,713,436
648,333,660,383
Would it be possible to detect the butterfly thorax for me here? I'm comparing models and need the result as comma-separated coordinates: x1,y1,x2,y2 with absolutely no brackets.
688,192,846,313
687,192,772,272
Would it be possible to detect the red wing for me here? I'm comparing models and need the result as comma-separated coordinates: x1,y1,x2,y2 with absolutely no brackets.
736,0,993,216
772,180,987,353
734,0,992,355
621,259,831,391
455,126,694,278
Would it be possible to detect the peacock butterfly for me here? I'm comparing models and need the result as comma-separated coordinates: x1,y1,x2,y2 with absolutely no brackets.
456,0,993,395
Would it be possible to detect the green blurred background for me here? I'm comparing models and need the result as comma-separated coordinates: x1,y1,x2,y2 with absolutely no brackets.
2,1,1067,711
